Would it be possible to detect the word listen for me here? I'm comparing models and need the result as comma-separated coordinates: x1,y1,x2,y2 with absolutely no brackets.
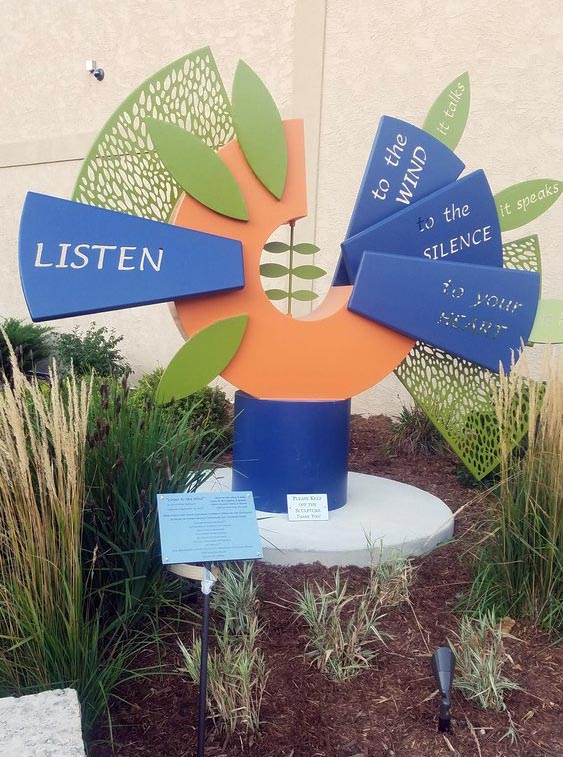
371,132,428,206
34,242,164,271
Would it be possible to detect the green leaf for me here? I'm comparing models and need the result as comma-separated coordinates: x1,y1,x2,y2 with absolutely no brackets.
528,299,563,344
291,290,318,302
292,265,327,280
147,118,248,221
263,241,290,253
266,289,289,301
422,72,470,151
156,316,248,403
260,263,289,278
232,60,288,199
494,179,563,232
293,243,320,255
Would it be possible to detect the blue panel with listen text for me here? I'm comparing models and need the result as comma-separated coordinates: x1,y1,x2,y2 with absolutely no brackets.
348,251,540,372
341,170,503,283
19,192,244,322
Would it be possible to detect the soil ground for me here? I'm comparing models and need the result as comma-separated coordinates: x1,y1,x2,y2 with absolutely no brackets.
88,415,562,757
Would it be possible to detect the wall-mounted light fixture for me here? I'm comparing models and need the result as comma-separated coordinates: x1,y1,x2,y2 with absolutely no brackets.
86,60,105,81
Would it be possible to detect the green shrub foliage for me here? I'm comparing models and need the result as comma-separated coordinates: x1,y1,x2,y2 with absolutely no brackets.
132,367,232,450
54,324,129,377
83,375,227,621
0,317,53,381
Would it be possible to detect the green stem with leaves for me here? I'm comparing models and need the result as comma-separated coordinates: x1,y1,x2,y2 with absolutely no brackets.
287,220,296,316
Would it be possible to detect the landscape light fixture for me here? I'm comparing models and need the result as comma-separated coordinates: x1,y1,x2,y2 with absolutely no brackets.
431,646,455,733
86,60,104,81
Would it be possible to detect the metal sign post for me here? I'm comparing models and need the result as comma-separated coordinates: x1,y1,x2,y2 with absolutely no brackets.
197,562,215,757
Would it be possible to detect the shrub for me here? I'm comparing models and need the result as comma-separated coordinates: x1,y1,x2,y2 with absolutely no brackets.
294,569,386,681
367,540,413,607
179,622,268,736
211,562,260,638
180,562,267,736
0,317,53,381
54,324,129,377
83,375,227,622
466,357,562,634
387,404,446,457
0,353,143,730
449,611,519,711
0,343,228,731
132,367,232,450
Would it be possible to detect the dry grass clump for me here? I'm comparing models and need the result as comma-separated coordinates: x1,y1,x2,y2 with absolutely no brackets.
180,562,268,736
293,569,387,681
469,354,562,633
0,340,91,697
450,611,519,711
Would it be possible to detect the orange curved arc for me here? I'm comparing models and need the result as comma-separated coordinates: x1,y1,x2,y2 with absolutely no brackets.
173,120,414,400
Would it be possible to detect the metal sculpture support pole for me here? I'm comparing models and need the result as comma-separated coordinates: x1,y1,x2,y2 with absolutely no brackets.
197,562,214,757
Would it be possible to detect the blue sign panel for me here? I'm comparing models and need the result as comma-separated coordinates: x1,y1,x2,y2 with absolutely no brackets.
341,170,503,284
333,116,465,286
348,251,540,372
157,491,263,564
19,192,244,322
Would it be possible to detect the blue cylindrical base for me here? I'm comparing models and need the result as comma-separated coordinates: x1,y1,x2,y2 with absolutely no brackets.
232,392,351,513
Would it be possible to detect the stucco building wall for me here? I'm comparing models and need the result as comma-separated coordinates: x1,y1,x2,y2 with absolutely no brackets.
1,0,561,415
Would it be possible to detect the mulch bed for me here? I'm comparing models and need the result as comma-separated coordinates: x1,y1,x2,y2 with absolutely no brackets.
88,415,562,757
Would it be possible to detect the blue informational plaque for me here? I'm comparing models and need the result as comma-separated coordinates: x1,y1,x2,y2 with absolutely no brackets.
19,192,244,322
157,491,263,564
348,251,540,372
333,116,465,286
341,170,503,283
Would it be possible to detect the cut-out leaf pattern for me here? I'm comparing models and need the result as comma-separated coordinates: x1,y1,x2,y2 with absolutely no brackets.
502,235,541,274
73,48,234,221
266,289,289,301
260,263,289,278
292,290,318,302
494,179,563,232
147,118,248,221
293,243,320,255
422,72,470,151
395,231,541,481
292,265,327,280
263,241,290,253
156,315,248,404
232,60,288,199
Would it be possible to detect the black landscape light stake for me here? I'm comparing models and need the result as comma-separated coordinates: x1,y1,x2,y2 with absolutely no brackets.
431,647,455,733
197,562,215,757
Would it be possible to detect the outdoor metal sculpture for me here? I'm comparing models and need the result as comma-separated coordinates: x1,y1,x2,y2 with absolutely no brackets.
18,49,562,511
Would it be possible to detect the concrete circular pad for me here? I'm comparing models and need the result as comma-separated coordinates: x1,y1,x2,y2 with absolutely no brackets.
198,468,454,567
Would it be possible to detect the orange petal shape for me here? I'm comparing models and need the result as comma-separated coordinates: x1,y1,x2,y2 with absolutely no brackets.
172,120,414,400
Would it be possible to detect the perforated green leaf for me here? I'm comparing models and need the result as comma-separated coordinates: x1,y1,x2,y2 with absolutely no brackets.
293,243,320,255
422,72,470,150
502,235,542,274
266,289,289,300
73,47,234,220
147,119,248,220
260,263,289,278
292,265,326,280
292,290,318,302
156,316,248,404
495,180,563,232
395,235,541,480
264,241,290,253
232,60,288,199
